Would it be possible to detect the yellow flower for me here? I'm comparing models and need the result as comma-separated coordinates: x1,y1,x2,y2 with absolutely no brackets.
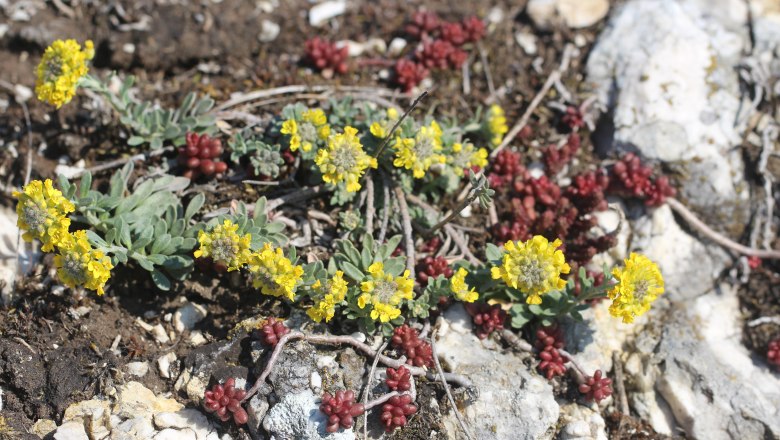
486,105,508,147
608,253,665,323
491,236,570,305
392,121,446,178
193,219,252,271
306,271,349,323
14,179,75,252
281,108,331,152
315,126,377,192
247,243,304,301
54,231,113,295
359,262,414,323
450,268,479,303
35,39,94,108
369,108,400,138
448,142,489,176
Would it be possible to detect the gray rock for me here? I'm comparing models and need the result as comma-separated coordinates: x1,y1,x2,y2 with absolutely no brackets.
153,428,197,440
558,404,608,440
173,303,208,333
127,361,150,378
437,305,559,440
309,0,347,27
113,416,156,438
262,389,355,440
153,409,213,440
527,0,609,29
654,285,780,439
247,393,271,439
268,340,316,396
258,20,281,43
587,0,750,234
53,422,89,440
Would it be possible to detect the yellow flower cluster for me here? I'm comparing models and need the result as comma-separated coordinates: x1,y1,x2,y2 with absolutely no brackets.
448,142,489,176
35,39,94,108
487,105,509,147
369,108,400,138
194,220,252,271
393,121,446,178
359,262,415,323
54,230,114,295
491,236,571,305
247,243,304,301
281,109,331,152
306,271,349,323
608,253,665,323
14,179,75,252
450,268,478,303
315,126,377,192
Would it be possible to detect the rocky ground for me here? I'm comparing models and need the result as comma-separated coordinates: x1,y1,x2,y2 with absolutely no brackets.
1,0,779,439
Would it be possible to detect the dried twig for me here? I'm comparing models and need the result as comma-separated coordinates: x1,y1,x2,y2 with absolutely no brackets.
378,172,391,244
242,330,471,403
747,316,780,327
374,90,429,159
365,173,376,235
558,348,588,381
612,351,630,415
490,44,575,159
666,197,780,259
215,85,401,112
263,186,327,212
477,43,496,100
69,147,174,179
431,330,474,440
394,186,416,277
362,340,388,439
500,329,534,352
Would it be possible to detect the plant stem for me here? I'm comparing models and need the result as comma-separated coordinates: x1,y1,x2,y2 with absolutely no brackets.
373,90,429,159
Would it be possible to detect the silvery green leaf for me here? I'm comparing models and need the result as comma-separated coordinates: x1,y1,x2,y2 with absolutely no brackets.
119,219,132,248
265,222,285,233
163,236,184,255
113,250,128,264
147,254,166,265
485,243,502,262
150,137,163,150
340,262,365,283
79,173,92,198
151,234,171,255
170,218,185,237
153,218,167,238
86,230,108,247
179,238,197,250
185,193,205,221
193,97,214,115
254,197,267,218
380,235,403,260
165,177,190,193
150,270,171,291
360,246,372,270
180,93,195,113
105,228,117,245
135,255,155,272
162,255,192,270
127,136,145,146
382,258,405,276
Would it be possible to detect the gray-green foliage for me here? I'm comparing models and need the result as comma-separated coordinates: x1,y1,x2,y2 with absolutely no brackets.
59,162,204,290
204,196,288,250
82,74,216,150
328,233,404,283
228,132,284,178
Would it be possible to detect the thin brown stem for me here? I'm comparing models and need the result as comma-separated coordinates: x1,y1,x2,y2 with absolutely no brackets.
431,330,474,440
666,197,780,259
362,340,387,440
500,329,534,352
612,351,630,415
374,90,429,159
394,186,416,277
364,173,376,235
242,330,472,403
490,44,574,159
